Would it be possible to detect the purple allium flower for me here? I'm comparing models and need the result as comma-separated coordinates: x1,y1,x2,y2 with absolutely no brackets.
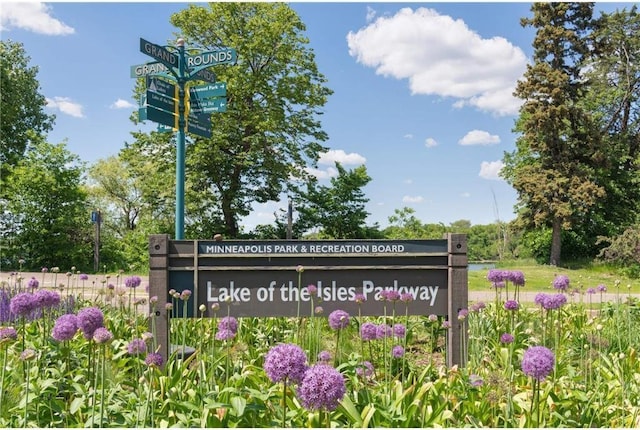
385,290,401,302
92,327,113,344
504,300,519,311
317,350,331,363
165,302,173,311
553,275,570,291
79,274,89,281
470,301,486,312
597,284,607,293
360,322,377,341
586,287,596,295
180,289,192,300
306,284,318,296
52,314,78,342
0,326,18,343
20,348,36,362
392,345,404,358
34,290,61,310
392,323,406,338
41,267,48,273
127,338,147,355
314,306,323,315
508,270,525,286
77,307,104,339
353,293,366,304
377,290,389,301
442,320,451,329
521,345,555,381
458,308,469,320
328,310,350,330
428,314,438,323
534,293,547,307
215,329,236,341
145,352,164,368
542,293,567,310
375,324,392,339
124,276,141,288
400,292,414,303
10,292,35,317
27,277,39,289
297,364,346,412
263,343,308,384
500,333,514,344
356,361,375,379
469,374,484,387
487,269,506,283
218,316,238,334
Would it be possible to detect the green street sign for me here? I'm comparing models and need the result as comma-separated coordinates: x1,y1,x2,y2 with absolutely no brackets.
147,76,176,98
186,48,237,71
147,90,176,113
140,38,178,70
189,82,226,99
157,124,175,133
191,98,227,114
146,105,177,129
138,106,147,121
130,62,173,79
187,120,212,138
190,68,216,83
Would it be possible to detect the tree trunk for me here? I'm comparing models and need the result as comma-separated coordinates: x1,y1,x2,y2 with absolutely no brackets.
550,217,562,266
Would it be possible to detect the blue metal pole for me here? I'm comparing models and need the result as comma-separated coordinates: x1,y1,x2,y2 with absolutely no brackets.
175,38,186,239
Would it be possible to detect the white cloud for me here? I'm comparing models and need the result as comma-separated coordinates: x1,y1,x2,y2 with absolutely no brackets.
346,7,526,116
110,99,136,109
425,137,438,148
318,149,366,166
366,6,377,23
0,3,74,35
46,97,84,118
459,130,500,146
306,166,339,180
404,133,413,139
479,160,504,180
402,195,424,203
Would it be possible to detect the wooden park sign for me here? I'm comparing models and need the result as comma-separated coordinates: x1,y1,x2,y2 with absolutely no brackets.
148,233,468,366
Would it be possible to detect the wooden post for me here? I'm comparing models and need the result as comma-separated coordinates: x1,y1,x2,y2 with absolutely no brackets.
149,234,170,365
446,233,468,367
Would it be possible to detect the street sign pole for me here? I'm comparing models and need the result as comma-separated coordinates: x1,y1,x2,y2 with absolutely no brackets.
176,38,187,240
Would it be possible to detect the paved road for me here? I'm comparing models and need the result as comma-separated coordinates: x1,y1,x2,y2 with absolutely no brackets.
4,271,637,304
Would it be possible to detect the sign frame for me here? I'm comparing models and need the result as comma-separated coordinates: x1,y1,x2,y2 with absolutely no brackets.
149,234,468,367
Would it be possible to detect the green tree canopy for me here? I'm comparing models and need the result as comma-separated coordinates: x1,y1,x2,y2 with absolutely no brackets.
3,140,91,270
0,39,54,183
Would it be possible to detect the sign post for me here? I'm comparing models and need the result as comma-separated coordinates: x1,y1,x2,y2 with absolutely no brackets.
137,37,236,240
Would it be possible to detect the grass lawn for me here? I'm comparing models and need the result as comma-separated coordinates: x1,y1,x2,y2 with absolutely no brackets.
468,259,640,294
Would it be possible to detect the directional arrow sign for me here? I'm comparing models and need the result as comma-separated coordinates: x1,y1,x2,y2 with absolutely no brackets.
146,90,175,113
146,105,178,129
140,38,179,70
187,120,212,138
146,76,176,98
191,98,227,114
189,82,226,99
185,48,237,71
130,62,173,79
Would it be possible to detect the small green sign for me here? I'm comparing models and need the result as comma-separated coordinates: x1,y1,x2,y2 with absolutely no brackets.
146,105,177,129
185,48,237,71
140,38,178,70
147,90,176,113
189,82,226,99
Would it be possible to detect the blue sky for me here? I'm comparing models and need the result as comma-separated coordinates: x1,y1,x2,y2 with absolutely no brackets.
1,1,630,232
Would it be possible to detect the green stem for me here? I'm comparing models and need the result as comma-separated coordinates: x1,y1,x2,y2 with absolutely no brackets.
23,361,30,428
100,345,106,427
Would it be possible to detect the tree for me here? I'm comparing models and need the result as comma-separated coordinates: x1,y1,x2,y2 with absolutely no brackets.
2,140,92,270
293,163,372,238
170,3,332,237
502,2,604,266
0,40,54,182
581,7,640,234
